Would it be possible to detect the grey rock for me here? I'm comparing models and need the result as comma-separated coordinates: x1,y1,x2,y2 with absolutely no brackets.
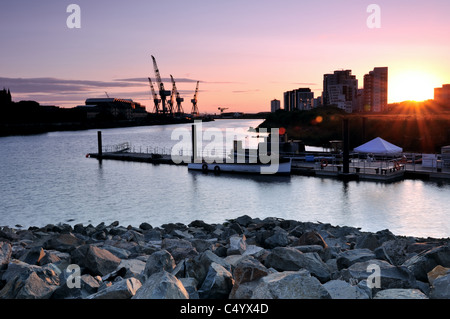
161,238,198,263
71,244,121,277
336,248,377,270
102,245,131,259
430,273,450,299
132,271,189,299
0,241,12,270
43,233,84,252
87,278,142,299
264,228,289,249
118,259,146,279
143,250,176,279
374,288,428,299
184,250,232,287
251,270,331,299
227,235,247,255
265,247,330,282
198,262,234,299
403,245,450,282
229,256,269,299
52,273,100,299
180,277,199,299
19,246,46,265
323,279,370,299
345,259,417,290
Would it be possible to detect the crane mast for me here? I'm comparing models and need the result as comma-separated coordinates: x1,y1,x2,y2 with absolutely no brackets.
170,75,184,116
191,81,199,117
151,55,171,115
148,77,161,114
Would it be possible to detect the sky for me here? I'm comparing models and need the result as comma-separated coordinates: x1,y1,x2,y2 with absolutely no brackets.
1,0,449,113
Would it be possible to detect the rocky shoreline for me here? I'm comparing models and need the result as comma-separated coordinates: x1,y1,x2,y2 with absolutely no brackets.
1,215,449,299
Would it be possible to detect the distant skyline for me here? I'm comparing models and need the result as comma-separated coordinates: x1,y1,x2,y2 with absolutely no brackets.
1,0,449,113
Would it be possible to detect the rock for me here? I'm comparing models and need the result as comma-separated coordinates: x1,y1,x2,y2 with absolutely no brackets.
427,265,450,285
198,262,234,299
144,229,162,241
52,273,100,299
242,245,265,258
227,235,247,255
143,250,176,279
374,238,414,266
344,259,417,290
132,271,189,299
229,256,269,299
43,233,84,252
0,241,12,269
355,233,380,251
139,222,152,231
295,231,328,248
184,250,232,288
374,288,428,299
265,247,330,282
251,270,331,299
102,245,131,259
87,278,142,299
403,245,450,282
161,238,198,263
180,277,199,299
19,246,46,265
71,244,121,277
118,259,146,279
264,228,289,249
323,280,370,299
0,263,59,299
188,220,215,232
430,273,450,299
38,251,61,266
235,215,253,227
336,248,377,270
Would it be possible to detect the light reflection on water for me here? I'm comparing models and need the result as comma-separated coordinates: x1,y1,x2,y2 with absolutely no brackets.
0,119,449,238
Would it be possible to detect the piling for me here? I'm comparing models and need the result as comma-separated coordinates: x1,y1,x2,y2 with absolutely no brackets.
97,131,103,158
342,118,349,174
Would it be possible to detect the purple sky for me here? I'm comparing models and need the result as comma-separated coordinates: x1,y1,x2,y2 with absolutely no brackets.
1,0,449,112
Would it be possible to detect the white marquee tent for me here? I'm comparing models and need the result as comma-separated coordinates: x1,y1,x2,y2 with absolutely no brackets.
354,137,403,154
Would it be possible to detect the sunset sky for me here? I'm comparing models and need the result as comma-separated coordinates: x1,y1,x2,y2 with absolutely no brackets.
1,0,449,113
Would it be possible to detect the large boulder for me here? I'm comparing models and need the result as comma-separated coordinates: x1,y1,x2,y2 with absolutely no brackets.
251,270,331,299
143,250,176,279
227,235,247,255
0,242,12,270
402,245,450,282
374,289,428,299
43,233,84,252
132,271,189,299
184,250,232,288
71,244,121,277
430,273,450,299
229,256,269,299
198,262,234,299
336,248,377,270
323,280,370,299
343,259,417,290
161,238,198,263
265,247,330,282
87,278,142,299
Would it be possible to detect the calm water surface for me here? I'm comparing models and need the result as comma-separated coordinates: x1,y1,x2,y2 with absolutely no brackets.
1,119,449,238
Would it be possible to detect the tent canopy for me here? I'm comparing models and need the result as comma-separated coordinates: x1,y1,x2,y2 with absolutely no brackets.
354,137,403,154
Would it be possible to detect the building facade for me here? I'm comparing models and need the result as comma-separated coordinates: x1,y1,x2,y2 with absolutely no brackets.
434,84,450,106
283,88,314,112
322,70,358,113
81,98,147,120
270,99,281,112
363,67,388,112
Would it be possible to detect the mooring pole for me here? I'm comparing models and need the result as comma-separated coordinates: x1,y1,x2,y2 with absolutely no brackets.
191,124,197,163
343,118,349,174
97,131,103,158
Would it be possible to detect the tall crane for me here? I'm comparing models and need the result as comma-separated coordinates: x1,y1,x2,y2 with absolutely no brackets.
170,75,184,116
218,107,229,114
148,77,160,114
151,55,171,116
191,81,199,117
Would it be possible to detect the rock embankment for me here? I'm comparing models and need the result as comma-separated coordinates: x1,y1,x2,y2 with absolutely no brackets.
1,216,449,299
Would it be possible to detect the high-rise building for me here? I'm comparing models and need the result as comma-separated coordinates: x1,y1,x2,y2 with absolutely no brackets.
270,99,281,112
0,88,12,105
322,70,358,113
434,84,450,106
363,67,388,112
283,88,314,111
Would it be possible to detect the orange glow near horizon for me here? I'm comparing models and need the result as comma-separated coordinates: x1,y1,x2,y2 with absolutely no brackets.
389,69,442,103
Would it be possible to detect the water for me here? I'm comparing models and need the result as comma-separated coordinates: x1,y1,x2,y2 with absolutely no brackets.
1,119,449,239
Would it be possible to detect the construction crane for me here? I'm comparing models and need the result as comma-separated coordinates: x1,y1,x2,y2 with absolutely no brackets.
148,77,160,114
105,92,110,98
170,75,184,116
218,107,229,114
151,55,171,116
191,81,199,117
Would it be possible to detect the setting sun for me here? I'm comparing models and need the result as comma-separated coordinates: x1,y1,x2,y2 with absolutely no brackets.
389,70,441,103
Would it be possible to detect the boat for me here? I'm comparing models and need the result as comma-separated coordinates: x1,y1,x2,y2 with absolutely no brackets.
187,157,292,175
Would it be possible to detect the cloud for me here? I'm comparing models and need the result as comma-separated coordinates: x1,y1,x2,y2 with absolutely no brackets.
116,77,199,83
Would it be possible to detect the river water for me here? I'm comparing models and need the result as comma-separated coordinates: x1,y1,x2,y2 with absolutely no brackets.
1,119,449,238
